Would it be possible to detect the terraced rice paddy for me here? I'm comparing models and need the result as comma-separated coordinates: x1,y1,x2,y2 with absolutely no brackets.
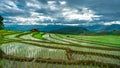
0,30,120,68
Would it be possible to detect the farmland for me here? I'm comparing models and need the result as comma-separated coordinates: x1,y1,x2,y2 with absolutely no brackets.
0,30,120,68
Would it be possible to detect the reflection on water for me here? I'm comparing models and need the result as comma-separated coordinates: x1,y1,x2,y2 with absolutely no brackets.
0,42,67,59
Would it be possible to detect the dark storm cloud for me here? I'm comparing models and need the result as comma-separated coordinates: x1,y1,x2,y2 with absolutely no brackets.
67,0,120,21
0,0,120,25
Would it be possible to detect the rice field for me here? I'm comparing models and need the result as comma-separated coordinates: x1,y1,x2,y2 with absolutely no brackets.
0,30,120,68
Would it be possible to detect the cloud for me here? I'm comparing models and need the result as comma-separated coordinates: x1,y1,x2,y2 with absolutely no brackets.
4,11,56,25
26,2,41,9
56,23,80,26
103,21,120,25
0,0,23,13
47,1,56,5
61,7,100,21
59,1,66,5
47,1,60,11
0,0,120,26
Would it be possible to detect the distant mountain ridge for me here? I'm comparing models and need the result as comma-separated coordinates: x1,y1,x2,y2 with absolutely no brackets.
5,24,120,34
85,24,120,32
50,26,89,34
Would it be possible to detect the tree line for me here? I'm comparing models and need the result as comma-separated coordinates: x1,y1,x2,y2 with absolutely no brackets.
0,15,4,30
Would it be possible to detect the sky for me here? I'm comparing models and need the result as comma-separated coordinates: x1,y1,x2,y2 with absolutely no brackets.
0,0,120,26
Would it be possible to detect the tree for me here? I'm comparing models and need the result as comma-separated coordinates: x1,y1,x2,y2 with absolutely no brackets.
0,16,4,29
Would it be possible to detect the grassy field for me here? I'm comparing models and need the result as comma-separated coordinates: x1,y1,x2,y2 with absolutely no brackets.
56,34,120,48
33,32,46,40
0,30,120,68
57,34,120,45
74,35,120,45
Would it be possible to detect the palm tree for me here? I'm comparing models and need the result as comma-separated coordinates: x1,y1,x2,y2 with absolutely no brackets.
0,15,4,29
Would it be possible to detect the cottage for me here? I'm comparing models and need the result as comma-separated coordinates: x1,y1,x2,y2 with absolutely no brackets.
31,28,39,32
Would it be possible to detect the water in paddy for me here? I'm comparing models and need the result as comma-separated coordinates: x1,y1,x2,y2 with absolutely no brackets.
0,42,67,59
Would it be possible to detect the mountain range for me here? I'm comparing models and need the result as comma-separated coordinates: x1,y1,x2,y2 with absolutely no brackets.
5,24,120,34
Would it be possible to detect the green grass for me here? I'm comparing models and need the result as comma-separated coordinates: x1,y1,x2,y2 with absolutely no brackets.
77,35,120,45
33,32,46,40
0,40,4,43
61,34,120,46
0,29,14,33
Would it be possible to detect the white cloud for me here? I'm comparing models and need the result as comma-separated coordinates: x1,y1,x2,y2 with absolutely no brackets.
103,21,120,25
1,0,102,25
43,23,80,26
30,12,43,17
30,12,56,22
0,0,23,12
59,1,66,5
47,1,59,11
49,5,58,10
5,11,56,25
62,7,100,21
4,0,17,8
26,2,41,9
56,23,80,26
47,1,56,5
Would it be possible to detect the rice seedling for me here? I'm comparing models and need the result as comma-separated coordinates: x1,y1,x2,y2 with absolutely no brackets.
0,30,120,68
1,42,67,59
72,53,120,65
